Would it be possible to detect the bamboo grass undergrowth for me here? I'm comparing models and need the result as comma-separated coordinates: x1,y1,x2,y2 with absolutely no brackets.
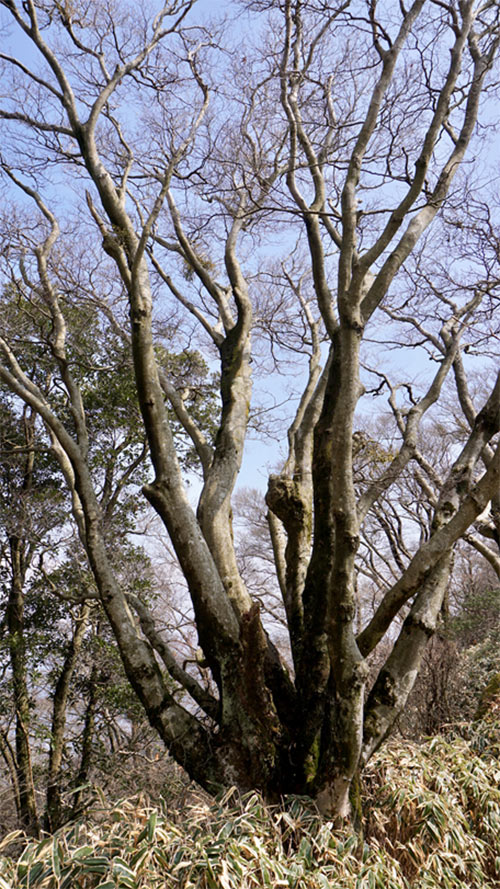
0,722,499,889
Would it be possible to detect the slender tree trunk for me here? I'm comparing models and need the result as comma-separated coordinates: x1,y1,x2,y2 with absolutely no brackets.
7,539,40,836
71,663,98,820
45,604,90,832
0,729,21,822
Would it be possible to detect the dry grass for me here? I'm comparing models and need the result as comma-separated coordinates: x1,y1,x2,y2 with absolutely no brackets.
0,722,499,889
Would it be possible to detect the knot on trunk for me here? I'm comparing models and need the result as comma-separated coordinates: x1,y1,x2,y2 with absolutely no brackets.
266,475,307,531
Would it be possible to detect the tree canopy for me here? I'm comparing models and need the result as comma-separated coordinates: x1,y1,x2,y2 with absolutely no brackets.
0,0,499,820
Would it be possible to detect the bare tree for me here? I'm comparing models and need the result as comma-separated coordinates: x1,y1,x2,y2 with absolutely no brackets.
0,0,499,820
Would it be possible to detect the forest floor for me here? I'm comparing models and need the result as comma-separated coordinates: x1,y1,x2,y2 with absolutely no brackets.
0,721,499,889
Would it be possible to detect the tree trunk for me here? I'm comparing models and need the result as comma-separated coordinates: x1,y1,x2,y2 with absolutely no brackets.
1,0,500,827
45,604,90,832
7,539,40,836
71,663,98,820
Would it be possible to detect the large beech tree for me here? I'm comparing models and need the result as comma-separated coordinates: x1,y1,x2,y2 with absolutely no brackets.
0,0,499,819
